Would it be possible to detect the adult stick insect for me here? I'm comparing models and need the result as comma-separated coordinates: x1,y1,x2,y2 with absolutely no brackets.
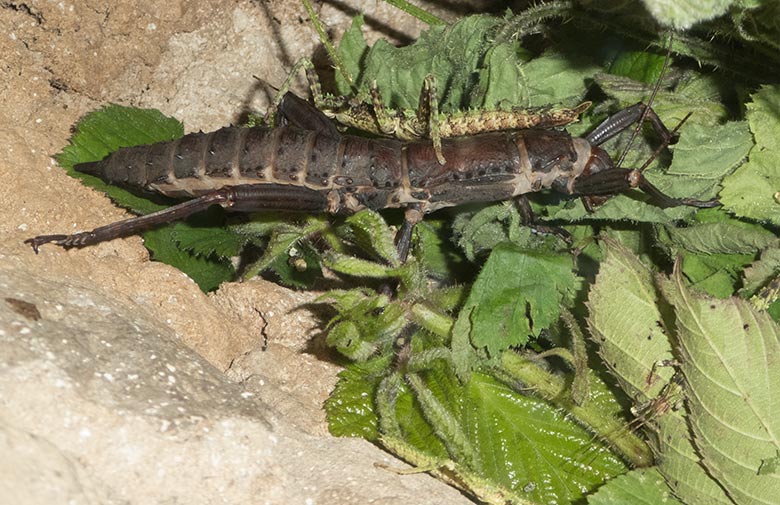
25,86,717,260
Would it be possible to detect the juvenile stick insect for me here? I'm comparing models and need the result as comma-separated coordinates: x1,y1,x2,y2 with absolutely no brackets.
26,44,717,262
269,58,593,165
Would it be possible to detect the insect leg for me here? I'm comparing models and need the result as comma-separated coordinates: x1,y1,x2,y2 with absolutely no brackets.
267,57,349,127
277,92,342,138
373,74,445,164
585,102,676,148
515,196,572,243
637,175,719,208
395,205,423,263
369,82,402,137
266,58,311,126
573,168,719,208
416,75,445,165
25,184,329,252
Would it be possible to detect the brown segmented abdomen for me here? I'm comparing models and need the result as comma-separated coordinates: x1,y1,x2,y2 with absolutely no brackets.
73,124,589,215
74,125,406,212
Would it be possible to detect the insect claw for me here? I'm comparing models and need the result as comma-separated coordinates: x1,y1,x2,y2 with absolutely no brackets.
24,234,69,254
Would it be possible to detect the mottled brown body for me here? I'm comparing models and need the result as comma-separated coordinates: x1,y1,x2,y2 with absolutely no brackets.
28,95,716,253
76,124,594,215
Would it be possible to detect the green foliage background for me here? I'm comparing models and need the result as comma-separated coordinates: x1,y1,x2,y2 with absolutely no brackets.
55,1,780,503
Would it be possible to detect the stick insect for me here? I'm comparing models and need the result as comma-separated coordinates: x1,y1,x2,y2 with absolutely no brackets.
25,73,716,261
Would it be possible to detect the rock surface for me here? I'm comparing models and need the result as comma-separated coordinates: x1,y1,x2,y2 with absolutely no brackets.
0,1,478,503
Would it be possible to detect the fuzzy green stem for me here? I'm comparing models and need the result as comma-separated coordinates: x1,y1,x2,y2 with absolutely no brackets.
381,0,445,26
561,308,590,406
406,372,474,463
501,351,653,468
301,0,355,91
410,303,453,338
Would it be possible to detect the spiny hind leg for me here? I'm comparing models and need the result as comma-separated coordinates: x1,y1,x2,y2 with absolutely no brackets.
584,102,680,149
368,82,402,137
25,184,331,253
417,74,444,165
368,74,446,164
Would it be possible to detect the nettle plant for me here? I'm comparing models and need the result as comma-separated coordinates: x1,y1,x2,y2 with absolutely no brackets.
55,1,780,503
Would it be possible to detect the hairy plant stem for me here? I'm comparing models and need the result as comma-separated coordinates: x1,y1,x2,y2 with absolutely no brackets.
500,351,654,467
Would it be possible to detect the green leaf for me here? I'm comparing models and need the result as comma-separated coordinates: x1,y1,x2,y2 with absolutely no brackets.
663,221,778,255
457,243,579,356
719,151,780,225
741,247,780,297
609,51,667,84
353,15,502,111
239,217,329,280
744,85,780,148
452,202,523,261
640,0,736,29
500,351,654,468
680,251,754,298
666,121,752,179
334,15,368,95
480,48,597,109
335,14,597,116
173,224,246,259
721,86,780,225
143,226,234,292
588,467,683,505
344,210,399,266
325,358,387,439
659,266,780,504
656,210,769,299
654,409,734,505
57,104,183,167
464,372,626,503
515,52,598,107
678,251,754,298
382,364,629,503
593,73,728,125
56,104,183,215
587,240,676,402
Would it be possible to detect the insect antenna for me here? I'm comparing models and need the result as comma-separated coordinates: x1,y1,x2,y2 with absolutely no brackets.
615,33,676,170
